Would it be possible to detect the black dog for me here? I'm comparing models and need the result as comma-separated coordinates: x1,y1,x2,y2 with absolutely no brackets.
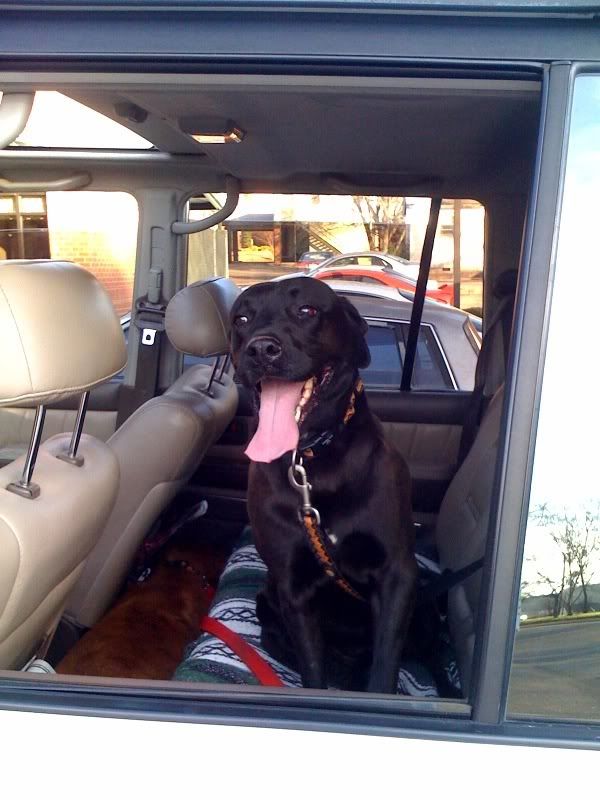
230,277,417,693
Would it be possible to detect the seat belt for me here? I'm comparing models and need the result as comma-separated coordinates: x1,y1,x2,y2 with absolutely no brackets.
401,197,442,391
116,266,166,427
419,557,485,603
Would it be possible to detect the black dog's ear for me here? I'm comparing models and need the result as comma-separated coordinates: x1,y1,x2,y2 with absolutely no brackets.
339,297,371,369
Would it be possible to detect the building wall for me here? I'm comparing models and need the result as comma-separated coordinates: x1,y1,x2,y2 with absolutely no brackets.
46,191,138,316
187,224,229,284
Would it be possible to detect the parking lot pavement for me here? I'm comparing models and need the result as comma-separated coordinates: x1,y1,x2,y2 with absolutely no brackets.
508,618,600,721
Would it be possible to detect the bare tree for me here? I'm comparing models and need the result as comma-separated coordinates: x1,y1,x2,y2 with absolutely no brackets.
352,196,408,257
575,509,600,612
530,503,600,616
522,548,566,617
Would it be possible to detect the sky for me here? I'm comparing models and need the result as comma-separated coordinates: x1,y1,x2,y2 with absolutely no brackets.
9,91,151,149
521,76,600,593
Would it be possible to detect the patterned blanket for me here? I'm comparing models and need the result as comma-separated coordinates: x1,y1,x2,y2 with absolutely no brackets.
174,528,460,696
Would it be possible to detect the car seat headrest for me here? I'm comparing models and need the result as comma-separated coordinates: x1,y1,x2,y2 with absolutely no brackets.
165,277,240,357
0,260,127,408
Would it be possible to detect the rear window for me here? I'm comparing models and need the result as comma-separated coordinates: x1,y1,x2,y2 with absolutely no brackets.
0,190,138,316
186,192,484,318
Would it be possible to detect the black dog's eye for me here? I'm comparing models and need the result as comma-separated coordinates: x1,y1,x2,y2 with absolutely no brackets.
234,314,249,327
298,305,318,319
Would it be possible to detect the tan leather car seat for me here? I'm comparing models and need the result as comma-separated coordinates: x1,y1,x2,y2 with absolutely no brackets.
65,277,239,629
435,385,505,694
434,272,516,693
0,260,126,669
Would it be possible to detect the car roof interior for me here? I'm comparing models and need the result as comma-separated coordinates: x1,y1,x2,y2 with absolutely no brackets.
0,71,543,309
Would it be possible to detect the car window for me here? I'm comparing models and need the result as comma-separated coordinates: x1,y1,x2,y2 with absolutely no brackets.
6,91,152,149
183,193,484,315
398,324,454,391
0,190,138,317
362,325,402,386
331,256,358,267
508,74,600,723
0,195,50,259
357,256,386,267
361,321,454,391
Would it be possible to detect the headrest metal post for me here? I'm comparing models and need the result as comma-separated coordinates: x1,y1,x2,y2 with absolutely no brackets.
204,357,222,396
217,354,230,384
6,404,46,499
57,391,90,467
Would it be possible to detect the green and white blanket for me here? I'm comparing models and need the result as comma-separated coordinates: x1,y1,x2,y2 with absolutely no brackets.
174,528,459,696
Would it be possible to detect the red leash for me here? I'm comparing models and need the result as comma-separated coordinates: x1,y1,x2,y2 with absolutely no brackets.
199,616,285,687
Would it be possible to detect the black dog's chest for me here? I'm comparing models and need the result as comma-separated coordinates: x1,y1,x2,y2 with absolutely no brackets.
252,451,389,582
288,495,388,600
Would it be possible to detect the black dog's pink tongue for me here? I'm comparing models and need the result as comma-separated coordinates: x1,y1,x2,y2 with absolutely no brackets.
245,380,304,463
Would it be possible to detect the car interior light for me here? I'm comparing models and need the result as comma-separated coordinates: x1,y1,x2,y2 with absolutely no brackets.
190,127,245,144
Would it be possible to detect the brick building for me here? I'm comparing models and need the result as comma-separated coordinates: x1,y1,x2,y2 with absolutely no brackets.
0,190,138,316
46,192,138,316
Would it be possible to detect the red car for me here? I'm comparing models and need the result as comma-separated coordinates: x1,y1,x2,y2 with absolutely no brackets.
308,252,454,304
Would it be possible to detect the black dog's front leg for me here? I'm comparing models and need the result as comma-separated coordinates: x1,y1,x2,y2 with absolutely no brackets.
278,589,326,689
367,560,418,694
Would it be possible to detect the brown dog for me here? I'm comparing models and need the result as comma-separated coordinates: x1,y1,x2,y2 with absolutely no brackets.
56,532,226,680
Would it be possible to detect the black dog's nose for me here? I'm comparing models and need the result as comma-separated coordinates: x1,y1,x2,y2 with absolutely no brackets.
246,335,283,365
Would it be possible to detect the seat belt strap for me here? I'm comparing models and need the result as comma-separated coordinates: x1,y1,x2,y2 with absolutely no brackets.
401,197,442,391
116,267,166,427
419,557,485,601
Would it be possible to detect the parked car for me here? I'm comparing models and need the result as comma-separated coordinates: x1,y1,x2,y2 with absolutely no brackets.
272,252,457,307
273,260,482,330
122,280,478,390
296,250,334,265
310,252,454,305
325,281,478,390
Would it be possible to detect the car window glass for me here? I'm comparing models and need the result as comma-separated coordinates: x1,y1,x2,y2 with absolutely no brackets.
398,324,454,391
331,257,357,267
508,74,600,723
361,325,402,387
360,322,453,391
0,190,138,317
357,256,385,267
182,193,479,390
0,194,50,260
4,90,152,149
184,194,484,318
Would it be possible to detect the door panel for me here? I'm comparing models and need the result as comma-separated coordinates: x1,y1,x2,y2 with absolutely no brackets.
382,421,461,482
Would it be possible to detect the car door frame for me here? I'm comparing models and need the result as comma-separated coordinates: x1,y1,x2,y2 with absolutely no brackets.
471,61,573,725
0,7,598,748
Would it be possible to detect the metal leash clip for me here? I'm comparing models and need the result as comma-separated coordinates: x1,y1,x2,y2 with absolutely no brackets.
288,449,321,525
